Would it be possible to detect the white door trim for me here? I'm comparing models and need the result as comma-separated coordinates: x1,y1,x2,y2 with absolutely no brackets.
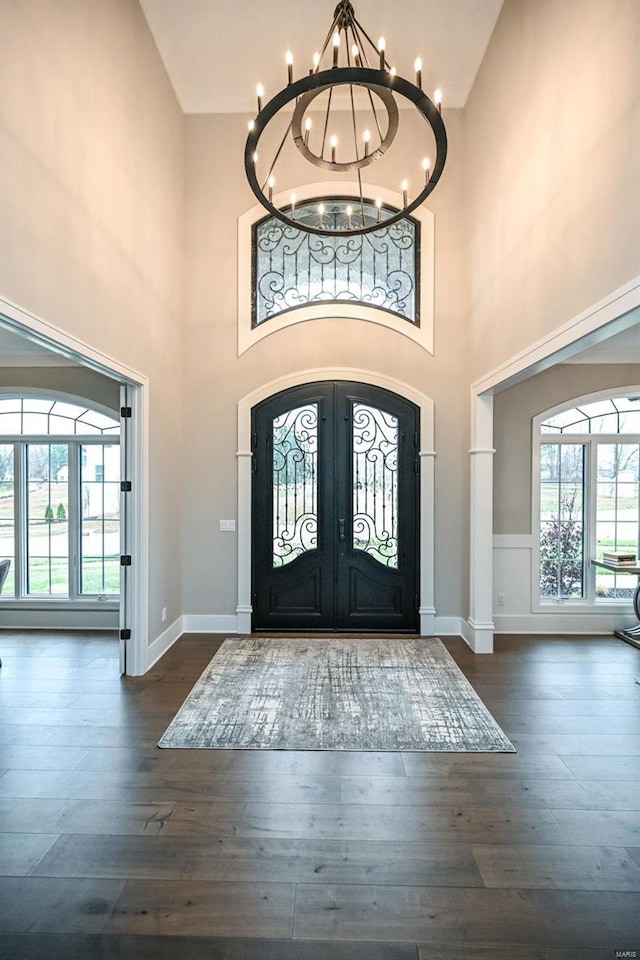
468,276,640,654
237,367,436,635
0,294,149,675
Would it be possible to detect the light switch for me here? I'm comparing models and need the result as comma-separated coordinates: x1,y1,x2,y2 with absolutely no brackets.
219,519,236,532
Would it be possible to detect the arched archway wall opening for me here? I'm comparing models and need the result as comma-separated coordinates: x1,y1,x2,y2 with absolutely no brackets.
237,368,436,636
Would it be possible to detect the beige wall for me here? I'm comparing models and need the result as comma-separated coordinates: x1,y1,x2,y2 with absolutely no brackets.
0,365,120,410
183,110,471,619
465,0,640,380
494,363,640,534
0,0,184,642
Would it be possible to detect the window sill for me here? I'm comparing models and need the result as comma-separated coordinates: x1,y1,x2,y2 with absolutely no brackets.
0,599,118,612
534,599,633,614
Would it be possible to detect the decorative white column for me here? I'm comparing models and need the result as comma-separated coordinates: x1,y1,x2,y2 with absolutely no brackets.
236,450,253,634
469,391,495,653
419,449,436,636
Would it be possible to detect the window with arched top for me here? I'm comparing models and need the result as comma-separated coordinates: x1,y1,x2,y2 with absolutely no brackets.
253,198,419,327
534,392,640,607
238,183,434,355
0,393,120,601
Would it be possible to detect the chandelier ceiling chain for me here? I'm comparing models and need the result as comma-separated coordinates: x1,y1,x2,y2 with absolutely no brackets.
244,0,447,237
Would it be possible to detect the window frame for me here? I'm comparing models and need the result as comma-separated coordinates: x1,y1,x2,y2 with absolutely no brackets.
238,180,435,356
532,389,640,613
251,196,421,329
0,392,120,610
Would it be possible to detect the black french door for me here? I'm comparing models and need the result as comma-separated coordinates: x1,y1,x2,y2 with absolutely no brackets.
251,382,419,631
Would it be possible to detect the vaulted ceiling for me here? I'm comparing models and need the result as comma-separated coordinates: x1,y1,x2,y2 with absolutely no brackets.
138,0,504,113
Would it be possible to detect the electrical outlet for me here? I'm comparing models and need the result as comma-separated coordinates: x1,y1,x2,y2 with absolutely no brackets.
219,519,236,532
161,607,167,622
497,594,506,607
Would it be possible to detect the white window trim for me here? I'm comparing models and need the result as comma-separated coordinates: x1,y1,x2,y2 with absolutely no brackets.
531,386,640,614
237,181,434,357
0,388,121,604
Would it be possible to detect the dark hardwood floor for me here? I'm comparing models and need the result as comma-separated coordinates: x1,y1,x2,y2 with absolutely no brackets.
0,629,639,959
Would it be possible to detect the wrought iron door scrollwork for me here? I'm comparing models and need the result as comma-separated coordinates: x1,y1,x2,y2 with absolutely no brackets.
272,404,318,567
352,403,399,568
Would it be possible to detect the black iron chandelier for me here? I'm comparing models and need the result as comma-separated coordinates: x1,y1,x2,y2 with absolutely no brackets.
244,0,447,237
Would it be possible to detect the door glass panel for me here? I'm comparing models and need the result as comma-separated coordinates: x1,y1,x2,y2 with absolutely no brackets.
26,443,69,595
81,444,121,595
272,403,318,567
352,403,399,567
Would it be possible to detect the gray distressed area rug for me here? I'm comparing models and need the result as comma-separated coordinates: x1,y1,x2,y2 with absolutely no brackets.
158,637,515,753
158,637,515,752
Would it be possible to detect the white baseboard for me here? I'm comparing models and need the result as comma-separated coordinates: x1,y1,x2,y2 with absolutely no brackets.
142,607,634,672
146,615,184,671
459,617,474,649
434,616,465,636
433,616,494,653
182,614,240,634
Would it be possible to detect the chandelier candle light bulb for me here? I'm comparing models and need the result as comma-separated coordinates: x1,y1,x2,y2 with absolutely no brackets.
351,43,360,66
414,57,422,88
332,31,340,67
422,157,430,182
376,197,382,221
256,83,264,112
304,116,312,145
285,51,293,84
389,65,396,77
401,179,408,206
267,175,275,202
313,51,320,71
290,192,296,218
330,134,338,163
363,129,370,157
318,202,325,227
434,88,442,112
378,36,385,70
346,204,353,229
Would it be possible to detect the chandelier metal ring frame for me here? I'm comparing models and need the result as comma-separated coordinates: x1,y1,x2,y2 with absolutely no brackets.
244,67,447,237
291,80,399,173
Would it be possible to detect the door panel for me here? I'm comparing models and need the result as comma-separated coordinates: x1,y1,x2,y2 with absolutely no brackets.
252,382,418,632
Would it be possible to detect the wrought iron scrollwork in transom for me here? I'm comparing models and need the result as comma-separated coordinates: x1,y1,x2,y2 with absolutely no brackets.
252,199,419,327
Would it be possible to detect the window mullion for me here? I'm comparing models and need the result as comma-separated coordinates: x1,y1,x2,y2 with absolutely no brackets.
68,443,80,599
585,439,597,604
14,442,26,599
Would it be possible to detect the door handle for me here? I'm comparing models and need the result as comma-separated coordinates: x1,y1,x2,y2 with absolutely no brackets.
338,518,346,541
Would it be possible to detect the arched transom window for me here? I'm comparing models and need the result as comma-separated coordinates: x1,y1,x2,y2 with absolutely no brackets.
253,198,419,327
